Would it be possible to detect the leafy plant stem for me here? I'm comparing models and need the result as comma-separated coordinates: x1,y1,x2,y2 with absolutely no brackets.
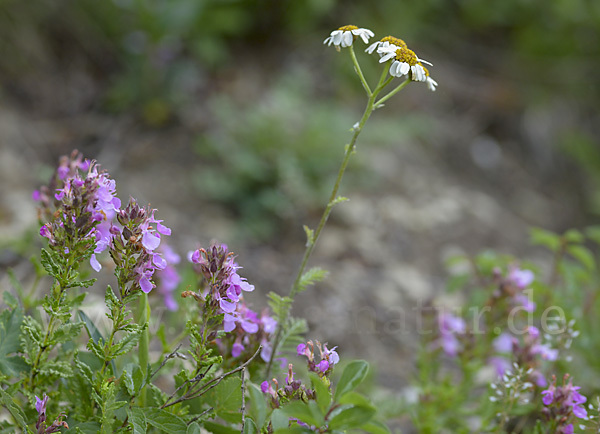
136,292,150,407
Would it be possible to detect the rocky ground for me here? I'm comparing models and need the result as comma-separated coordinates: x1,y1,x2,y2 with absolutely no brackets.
0,51,589,415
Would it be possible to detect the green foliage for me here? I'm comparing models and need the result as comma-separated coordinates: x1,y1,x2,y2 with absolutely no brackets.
0,307,27,377
297,267,329,294
334,360,369,401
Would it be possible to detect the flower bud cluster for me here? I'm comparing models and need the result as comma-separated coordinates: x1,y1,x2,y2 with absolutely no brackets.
297,340,340,377
187,243,276,361
488,364,534,426
490,326,558,387
35,150,120,263
106,198,171,295
542,374,588,433
261,363,315,409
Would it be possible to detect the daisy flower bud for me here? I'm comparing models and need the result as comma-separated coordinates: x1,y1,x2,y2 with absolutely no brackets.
324,25,375,50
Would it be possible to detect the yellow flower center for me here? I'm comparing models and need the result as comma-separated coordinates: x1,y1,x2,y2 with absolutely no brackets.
395,47,418,66
381,36,407,48
338,25,359,31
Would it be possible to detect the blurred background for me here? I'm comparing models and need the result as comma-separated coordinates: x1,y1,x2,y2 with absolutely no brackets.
1,0,600,409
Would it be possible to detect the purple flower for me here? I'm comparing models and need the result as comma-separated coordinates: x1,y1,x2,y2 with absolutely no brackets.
493,333,514,353
232,341,244,358
436,312,466,357
542,374,588,429
35,394,48,416
318,360,330,372
508,266,534,288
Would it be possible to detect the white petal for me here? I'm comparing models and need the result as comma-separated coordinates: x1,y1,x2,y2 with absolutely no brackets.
341,31,353,47
379,52,395,63
399,62,410,75
366,41,379,54
332,32,343,46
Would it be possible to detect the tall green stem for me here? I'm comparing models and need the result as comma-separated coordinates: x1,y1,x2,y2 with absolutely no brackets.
267,52,410,376
136,293,150,406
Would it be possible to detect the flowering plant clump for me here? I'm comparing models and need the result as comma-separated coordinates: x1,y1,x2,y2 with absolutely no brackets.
1,24,599,434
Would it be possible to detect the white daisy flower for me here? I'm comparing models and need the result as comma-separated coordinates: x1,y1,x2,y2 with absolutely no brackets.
365,36,407,56
324,25,375,49
379,45,433,81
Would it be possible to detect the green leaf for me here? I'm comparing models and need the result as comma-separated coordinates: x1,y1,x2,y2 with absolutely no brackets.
0,387,27,430
529,227,561,252
309,373,332,414
303,225,315,246
248,382,267,429
202,422,239,434
359,420,391,434
40,248,60,277
203,376,242,423
187,422,202,434
243,417,258,434
2,287,18,309
78,310,105,344
52,321,84,345
334,360,369,401
277,317,308,354
270,409,289,430
111,330,142,358
327,404,376,430
127,408,147,434
337,391,372,407
297,267,329,294
0,307,26,376
331,196,349,205
38,360,73,377
280,400,324,428
564,229,584,244
122,364,144,396
567,245,596,270
75,278,97,288
585,225,600,245
74,352,94,384
143,408,187,432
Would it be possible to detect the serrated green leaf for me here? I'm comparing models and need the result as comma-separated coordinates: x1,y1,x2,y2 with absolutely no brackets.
310,373,332,414
277,317,308,354
0,387,27,429
248,382,267,429
74,352,94,384
567,245,596,270
75,279,97,288
331,196,349,205
2,288,18,309
243,417,258,434
529,227,561,252
297,267,329,294
144,408,187,433
38,360,73,377
87,338,105,361
0,307,25,376
122,363,144,396
40,248,60,277
303,225,314,246
334,360,369,401
111,330,141,358
68,421,101,433
327,404,375,430
52,321,83,345
127,407,147,434
280,400,324,428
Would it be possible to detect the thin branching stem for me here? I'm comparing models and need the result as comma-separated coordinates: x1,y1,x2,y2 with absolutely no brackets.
162,346,262,409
